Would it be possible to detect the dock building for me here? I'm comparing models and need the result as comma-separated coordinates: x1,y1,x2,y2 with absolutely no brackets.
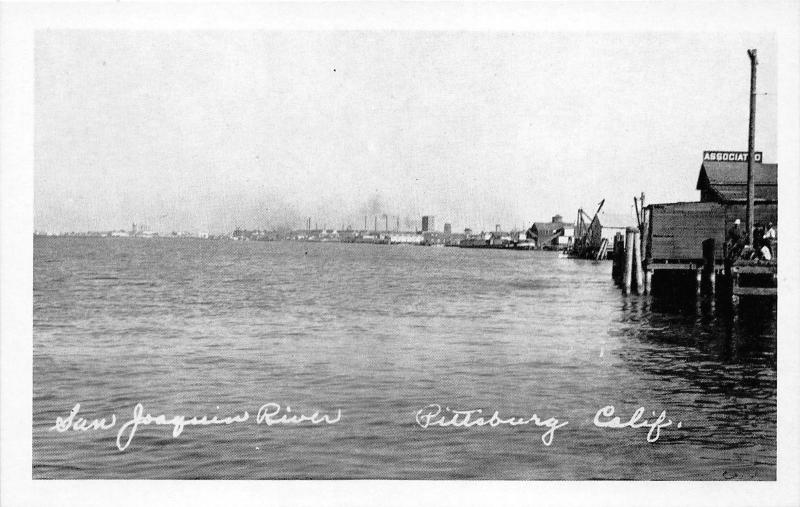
645,151,777,269
632,150,778,297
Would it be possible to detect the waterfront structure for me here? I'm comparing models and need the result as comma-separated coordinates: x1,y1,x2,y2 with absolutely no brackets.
569,200,628,260
423,231,447,245
645,152,777,268
444,223,452,234
459,236,490,248
625,150,778,297
555,226,574,248
444,232,466,246
529,216,570,249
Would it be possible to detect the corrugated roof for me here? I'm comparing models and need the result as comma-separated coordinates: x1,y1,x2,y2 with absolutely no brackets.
697,161,777,188
531,221,567,233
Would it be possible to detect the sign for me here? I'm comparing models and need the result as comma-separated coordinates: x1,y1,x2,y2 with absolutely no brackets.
703,151,762,162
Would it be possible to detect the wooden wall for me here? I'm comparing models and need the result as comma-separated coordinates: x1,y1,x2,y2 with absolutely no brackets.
646,202,777,262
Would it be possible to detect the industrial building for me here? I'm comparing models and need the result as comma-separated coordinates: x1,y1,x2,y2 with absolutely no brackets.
528,215,573,249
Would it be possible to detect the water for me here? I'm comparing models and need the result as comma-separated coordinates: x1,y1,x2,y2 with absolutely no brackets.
33,237,776,480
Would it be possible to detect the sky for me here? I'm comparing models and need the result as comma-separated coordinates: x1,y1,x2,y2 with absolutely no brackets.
34,31,777,234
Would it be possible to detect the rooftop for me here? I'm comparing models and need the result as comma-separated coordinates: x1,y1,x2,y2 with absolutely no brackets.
697,161,777,187
696,160,778,203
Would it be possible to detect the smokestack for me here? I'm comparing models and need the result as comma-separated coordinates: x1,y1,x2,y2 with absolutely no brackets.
364,216,367,231
374,216,377,232
385,215,388,232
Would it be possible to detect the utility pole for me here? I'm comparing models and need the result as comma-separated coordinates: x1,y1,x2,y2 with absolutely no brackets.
746,49,758,246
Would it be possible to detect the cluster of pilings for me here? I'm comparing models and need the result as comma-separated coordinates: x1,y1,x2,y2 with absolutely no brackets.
612,227,723,298
612,227,651,295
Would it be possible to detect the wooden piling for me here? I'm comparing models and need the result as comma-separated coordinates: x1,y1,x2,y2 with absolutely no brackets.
624,227,635,295
695,268,702,296
612,232,624,282
645,270,653,294
633,230,644,294
702,238,716,295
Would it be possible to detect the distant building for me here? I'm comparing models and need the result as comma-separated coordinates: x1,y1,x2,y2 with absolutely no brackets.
445,232,465,246
422,216,435,232
443,223,452,235
423,231,449,245
489,230,512,247
529,214,571,249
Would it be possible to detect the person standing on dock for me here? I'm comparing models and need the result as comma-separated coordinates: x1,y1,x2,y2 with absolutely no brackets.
726,219,744,260
763,222,777,258
753,222,765,251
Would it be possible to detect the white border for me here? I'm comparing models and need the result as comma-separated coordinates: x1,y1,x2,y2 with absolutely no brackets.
2,2,798,506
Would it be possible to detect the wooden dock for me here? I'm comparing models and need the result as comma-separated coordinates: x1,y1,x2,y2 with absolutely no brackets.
730,259,777,300
611,199,777,301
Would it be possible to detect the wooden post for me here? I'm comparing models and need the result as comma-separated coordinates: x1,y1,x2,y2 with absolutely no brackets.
731,267,740,316
696,268,703,296
641,207,649,267
645,270,653,294
633,230,644,294
612,232,625,282
702,238,716,295
624,227,635,295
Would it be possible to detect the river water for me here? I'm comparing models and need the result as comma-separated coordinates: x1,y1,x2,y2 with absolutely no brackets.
33,237,776,479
